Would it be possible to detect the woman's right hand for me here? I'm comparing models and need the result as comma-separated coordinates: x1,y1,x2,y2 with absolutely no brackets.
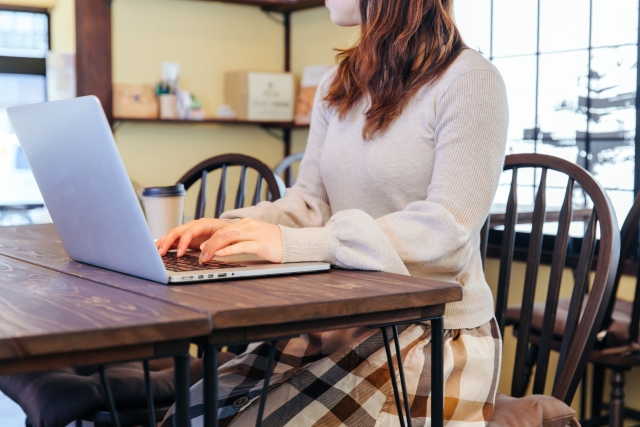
156,218,233,257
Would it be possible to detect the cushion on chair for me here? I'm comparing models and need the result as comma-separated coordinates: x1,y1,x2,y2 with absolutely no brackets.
0,368,103,427
0,356,209,427
505,296,634,347
488,392,580,427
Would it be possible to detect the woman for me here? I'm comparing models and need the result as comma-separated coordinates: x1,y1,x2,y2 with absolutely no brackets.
159,0,508,425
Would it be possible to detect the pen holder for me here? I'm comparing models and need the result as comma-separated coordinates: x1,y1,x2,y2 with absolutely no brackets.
159,94,179,120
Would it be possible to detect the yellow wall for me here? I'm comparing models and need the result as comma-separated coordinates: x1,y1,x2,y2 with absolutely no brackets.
110,0,357,215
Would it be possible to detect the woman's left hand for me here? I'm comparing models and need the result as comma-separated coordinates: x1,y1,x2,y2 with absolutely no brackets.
198,218,284,263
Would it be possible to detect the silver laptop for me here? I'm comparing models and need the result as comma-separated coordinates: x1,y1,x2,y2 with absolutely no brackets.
7,96,330,284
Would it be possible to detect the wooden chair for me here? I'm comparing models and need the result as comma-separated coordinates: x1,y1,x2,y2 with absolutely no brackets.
177,153,282,220
273,151,304,188
505,190,640,427
484,153,620,425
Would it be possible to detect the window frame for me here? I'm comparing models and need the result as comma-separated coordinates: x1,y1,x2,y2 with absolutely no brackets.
0,5,50,80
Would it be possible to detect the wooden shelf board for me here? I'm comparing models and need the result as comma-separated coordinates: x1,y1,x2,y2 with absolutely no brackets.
210,0,325,12
113,117,309,129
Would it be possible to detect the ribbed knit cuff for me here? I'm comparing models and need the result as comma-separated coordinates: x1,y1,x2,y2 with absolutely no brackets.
279,225,338,264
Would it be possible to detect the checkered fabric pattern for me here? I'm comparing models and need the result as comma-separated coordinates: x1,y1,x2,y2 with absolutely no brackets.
162,319,501,427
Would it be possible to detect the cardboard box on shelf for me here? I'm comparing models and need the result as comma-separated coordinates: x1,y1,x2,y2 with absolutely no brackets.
294,64,332,125
113,84,159,119
224,71,294,122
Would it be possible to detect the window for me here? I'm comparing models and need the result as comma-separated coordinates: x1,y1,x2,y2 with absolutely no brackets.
0,7,50,225
455,0,639,233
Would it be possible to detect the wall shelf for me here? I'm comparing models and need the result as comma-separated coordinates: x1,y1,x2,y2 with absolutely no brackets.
211,0,325,12
113,117,309,129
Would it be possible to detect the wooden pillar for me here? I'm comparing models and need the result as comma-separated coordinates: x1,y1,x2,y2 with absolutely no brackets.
75,0,113,122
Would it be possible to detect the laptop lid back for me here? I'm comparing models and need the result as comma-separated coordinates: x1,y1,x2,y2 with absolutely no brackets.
7,96,168,283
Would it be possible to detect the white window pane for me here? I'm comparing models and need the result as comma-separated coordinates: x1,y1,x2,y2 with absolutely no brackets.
539,0,590,53
0,11,48,58
493,55,537,140
591,141,634,191
492,0,538,57
592,0,638,47
454,0,491,57
0,74,46,208
588,45,637,138
538,51,589,141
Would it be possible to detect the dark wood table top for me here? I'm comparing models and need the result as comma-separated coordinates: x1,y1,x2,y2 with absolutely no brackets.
0,253,210,375
0,224,463,344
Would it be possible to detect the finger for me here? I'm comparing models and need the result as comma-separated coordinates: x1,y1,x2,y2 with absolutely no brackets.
215,241,261,258
199,230,252,262
157,222,194,255
200,227,255,258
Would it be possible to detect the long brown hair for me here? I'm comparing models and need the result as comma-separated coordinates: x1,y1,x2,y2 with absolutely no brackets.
325,0,466,140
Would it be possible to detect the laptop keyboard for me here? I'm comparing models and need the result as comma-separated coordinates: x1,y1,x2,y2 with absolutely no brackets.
162,252,246,272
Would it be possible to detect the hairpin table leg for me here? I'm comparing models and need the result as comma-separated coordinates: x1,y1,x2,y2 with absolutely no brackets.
174,353,191,427
382,327,407,427
204,344,219,427
98,365,121,427
431,317,444,427
256,341,278,427
143,360,156,427
392,325,412,427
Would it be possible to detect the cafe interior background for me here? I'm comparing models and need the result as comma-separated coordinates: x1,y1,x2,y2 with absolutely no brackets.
0,0,639,425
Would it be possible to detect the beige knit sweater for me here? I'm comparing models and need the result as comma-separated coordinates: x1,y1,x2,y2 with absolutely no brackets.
222,49,509,330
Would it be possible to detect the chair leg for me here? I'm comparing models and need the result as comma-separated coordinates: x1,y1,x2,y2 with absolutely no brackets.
609,369,626,427
591,364,605,420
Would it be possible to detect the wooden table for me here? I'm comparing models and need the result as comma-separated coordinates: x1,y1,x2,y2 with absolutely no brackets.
0,252,210,427
0,224,463,427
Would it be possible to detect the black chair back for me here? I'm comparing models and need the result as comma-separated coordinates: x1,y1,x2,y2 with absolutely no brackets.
486,153,619,404
177,153,282,220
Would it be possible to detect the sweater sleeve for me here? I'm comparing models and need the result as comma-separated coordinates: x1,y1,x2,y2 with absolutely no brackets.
220,69,335,228
279,70,508,276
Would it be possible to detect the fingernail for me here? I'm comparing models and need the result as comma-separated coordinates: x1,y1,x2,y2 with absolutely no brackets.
199,251,208,263
215,250,223,256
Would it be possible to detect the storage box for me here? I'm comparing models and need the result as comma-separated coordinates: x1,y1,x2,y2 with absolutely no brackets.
113,84,159,119
224,71,295,122
294,64,332,125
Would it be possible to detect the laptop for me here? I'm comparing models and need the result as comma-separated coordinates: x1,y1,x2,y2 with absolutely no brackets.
7,96,330,284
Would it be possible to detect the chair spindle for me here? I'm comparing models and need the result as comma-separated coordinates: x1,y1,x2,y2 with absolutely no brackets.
195,170,208,220
252,174,263,206
235,165,248,209
496,168,519,335
215,164,228,218
512,168,547,397
480,217,490,270
556,211,597,380
532,178,574,394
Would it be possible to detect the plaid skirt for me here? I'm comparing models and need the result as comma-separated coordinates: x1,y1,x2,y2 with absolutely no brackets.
162,318,501,427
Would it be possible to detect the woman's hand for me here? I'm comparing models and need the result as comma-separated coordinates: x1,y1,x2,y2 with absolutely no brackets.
156,218,233,257
199,218,283,264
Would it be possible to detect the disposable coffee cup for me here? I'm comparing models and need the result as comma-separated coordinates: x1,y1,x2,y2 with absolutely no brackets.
142,184,186,239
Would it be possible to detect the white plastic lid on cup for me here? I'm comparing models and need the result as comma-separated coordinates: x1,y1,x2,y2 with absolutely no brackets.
142,184,186,239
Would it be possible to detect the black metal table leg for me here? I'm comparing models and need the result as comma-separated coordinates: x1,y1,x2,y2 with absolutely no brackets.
256,340,278,427
392,325,412,427
98,365,121,427
382,327,407,427
204,344,219,427
143,360,156,427
431,317,444,427
174,353,192,427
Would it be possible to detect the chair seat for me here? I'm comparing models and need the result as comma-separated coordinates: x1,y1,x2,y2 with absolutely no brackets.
506,296,635,348
488,392,579,427
0,357,204,427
